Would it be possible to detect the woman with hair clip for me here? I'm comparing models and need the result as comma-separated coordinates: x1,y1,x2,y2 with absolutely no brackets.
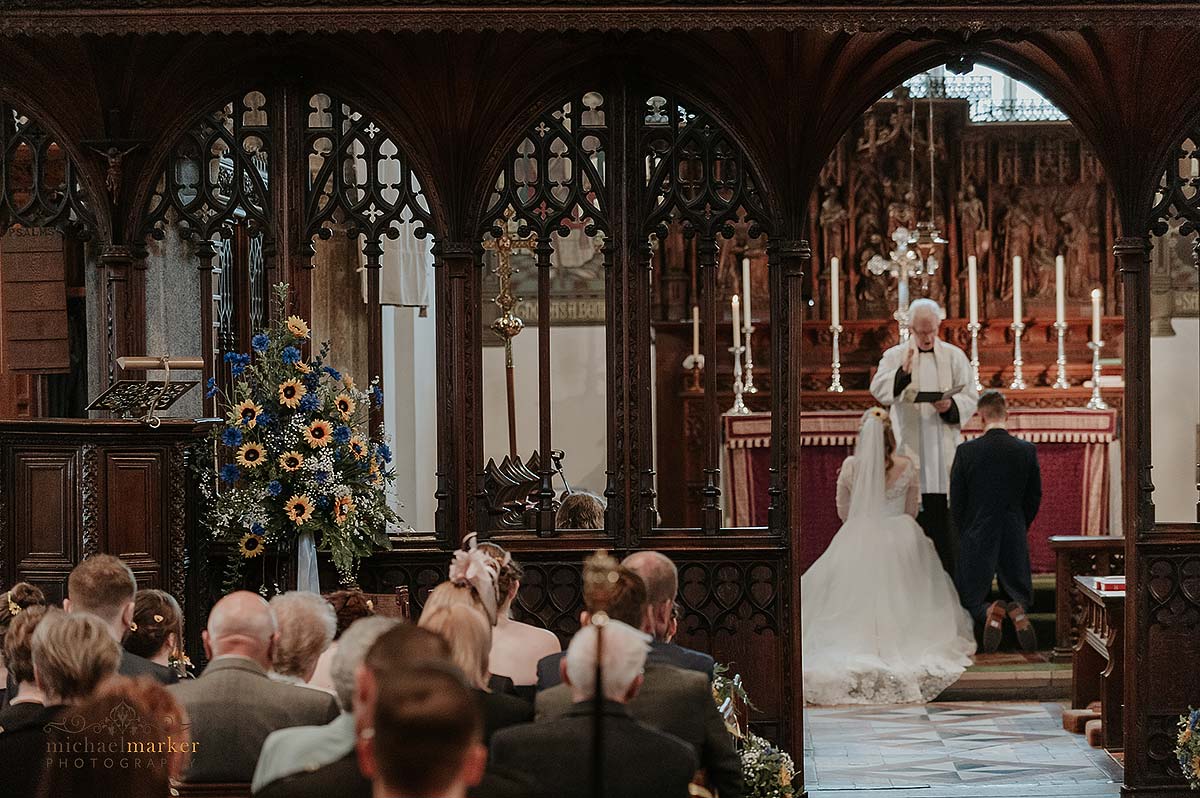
122,589,187,682
476,542,561,693
801,407,975,705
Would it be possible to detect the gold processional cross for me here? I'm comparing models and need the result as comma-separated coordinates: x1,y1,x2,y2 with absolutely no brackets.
482,208,538,459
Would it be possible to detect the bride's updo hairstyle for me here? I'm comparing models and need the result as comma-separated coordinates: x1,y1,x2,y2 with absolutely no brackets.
862,407,897,472
423,533,502,625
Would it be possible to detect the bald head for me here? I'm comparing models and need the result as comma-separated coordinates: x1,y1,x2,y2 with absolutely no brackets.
203,591,278,667
622,551,678,641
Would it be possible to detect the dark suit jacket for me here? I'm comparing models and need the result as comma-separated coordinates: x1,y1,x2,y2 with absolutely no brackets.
255,752,545,798
477,688,533,744
491,700,697,798
535,663,742,798
536,640,714,690
0,704,64,796
119,649,179,684
950,427,1042,538
170,656,339,782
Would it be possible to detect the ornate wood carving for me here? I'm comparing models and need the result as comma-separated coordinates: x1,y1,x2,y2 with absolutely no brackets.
0,102,96,238
168,441,188,609
79,443,100,559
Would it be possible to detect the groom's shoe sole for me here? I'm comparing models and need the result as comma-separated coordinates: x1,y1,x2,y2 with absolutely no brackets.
1007,602,1039,652
982,601,1006,653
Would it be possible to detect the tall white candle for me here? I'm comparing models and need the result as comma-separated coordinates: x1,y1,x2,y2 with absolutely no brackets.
731,295,742,351
741,257,752,328
898,262,909,315
830,257,841,327
967,255,979,326
1012,256,1023,323
1091,288,1102,343
1055,255,1066,325
691,305,700,358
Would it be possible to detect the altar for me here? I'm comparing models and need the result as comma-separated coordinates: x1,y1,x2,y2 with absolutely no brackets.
725,403,1121,573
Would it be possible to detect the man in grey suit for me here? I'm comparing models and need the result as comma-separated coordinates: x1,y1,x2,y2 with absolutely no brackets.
535,562,743,798
171,591,339,783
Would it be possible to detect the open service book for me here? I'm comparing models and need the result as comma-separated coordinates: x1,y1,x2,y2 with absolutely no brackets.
908,384,965,404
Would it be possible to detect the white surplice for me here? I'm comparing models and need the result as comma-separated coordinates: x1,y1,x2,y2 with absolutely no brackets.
869,338,978,495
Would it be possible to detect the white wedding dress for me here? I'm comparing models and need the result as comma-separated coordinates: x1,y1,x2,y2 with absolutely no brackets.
801,414,975,705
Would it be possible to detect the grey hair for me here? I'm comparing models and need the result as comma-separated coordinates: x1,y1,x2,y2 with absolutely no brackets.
564,620,649,702
908,298,944,324
269,591,337,679
331,616,400,710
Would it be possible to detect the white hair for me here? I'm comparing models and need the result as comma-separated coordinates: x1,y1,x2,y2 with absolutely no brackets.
269,591,337,679
908,298,945,324
564,619,649,702
331,616,400,710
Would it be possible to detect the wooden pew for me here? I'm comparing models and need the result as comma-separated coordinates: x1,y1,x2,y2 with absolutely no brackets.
1047,535,1124,663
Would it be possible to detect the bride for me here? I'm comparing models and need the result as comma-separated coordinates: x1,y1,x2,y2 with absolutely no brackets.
802,407,975,705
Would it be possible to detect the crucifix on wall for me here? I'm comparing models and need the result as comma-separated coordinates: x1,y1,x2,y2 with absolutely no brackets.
482,207,538,459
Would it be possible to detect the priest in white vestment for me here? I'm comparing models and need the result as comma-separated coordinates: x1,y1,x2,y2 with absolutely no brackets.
870,298,979,577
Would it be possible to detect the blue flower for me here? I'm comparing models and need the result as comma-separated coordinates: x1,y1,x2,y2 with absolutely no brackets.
314,471,329,483
377,443,392,464
256,410,276,429
317,496,331,510
223,352,251,377
371,385,384,408
322,366,342,382
302,373,320,392
219,464,241,484
251,333,270,353
332,425,352,444
281,346,301,365
205,377,218,398
267,481,282,497
221,427,243,447
250,522,265,536
298,393,320,413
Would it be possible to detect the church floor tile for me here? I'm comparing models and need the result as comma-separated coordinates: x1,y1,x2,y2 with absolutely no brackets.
803,701,1121,796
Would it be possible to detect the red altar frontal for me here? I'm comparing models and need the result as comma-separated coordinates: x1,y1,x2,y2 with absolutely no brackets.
725,406,1120,574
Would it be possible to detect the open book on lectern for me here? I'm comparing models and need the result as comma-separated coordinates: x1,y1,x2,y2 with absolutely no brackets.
912,384,965,404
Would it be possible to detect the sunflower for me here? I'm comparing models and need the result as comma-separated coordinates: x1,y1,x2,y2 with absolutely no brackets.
368,460,383,485
233,400,263,428
286,494,314,525
335,393,356,420
239,532,266,558
304,420,332,448
236,442,266,468
295,361,311,374
279,450,305,471
342,374,355,391
286,315,310,338
349,437,368,460
333,495,355,525
278,378,306,409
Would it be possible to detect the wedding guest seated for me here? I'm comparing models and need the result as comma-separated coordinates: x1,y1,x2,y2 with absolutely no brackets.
255,622,453,798
123,588,187,682
269,590,337,688
477,542,561,692
64,554,173,684
170,590,339,782
40,676,191,797
1,582,45,708
0,605,52,730
424,537,502,625
418,604,533,742
492,620,698,798
308,589,376,693
358,665,489,798
536,557,743,798
0,610,121,796
623,551,715,679
555,491,606,530
252,616,398,797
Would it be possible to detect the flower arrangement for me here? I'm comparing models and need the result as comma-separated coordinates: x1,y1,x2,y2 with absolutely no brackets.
711,663,796,798
198,283,397,588
1177,708,1200,788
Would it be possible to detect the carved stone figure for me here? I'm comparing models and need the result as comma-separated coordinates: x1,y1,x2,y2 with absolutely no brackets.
999,198,1032,299
956,180,988,263
819,184,849,262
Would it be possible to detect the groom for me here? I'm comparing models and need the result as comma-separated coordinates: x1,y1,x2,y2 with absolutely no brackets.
951,390,1042,652
870,299,978,577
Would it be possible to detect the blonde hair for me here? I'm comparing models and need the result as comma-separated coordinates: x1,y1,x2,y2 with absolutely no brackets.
423,580,497,626
418,604,492,691
269,591,337,679
31,610,121,702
